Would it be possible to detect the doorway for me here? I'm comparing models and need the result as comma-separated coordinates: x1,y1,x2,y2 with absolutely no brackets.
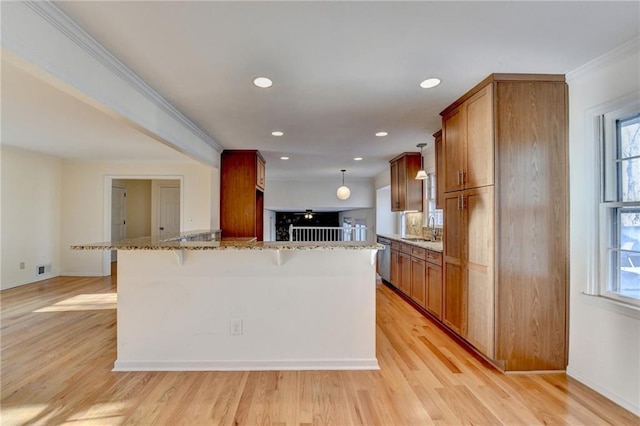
111,185,126,262
104,175,183,276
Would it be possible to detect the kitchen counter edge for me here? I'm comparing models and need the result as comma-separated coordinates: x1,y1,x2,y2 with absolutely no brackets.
376,234,443,252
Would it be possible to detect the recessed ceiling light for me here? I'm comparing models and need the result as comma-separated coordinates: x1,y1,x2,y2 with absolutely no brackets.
280,156,290,160
271,131,284,137
420,78,441,89
354,157,363,161
375,132,388,137
253,77,273,88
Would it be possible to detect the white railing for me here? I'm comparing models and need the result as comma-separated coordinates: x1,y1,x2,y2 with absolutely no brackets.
289,225,371,242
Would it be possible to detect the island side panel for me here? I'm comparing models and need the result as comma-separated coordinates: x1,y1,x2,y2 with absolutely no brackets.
115,249,378,371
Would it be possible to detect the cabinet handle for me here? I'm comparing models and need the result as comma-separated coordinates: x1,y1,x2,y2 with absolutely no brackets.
457,170,462,185
462,170,467,184
457,195,461,210
461,195,466,209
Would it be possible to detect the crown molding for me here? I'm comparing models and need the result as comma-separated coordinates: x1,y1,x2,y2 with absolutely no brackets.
22,1,223,153
567,36,640,82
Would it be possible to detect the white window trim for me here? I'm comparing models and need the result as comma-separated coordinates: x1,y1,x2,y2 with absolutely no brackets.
586,90,640,316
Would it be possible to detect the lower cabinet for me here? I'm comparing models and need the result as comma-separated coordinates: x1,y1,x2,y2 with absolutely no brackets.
410,257,427,308
425,260,443,320
399,252,412,295
388,241,444,320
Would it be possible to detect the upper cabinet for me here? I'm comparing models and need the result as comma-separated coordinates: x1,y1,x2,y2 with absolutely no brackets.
220,150,265,241
390,152,423,212
441,84,494,193
256,155,266,191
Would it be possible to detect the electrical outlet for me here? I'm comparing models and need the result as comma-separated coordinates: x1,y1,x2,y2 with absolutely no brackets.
19,262,25,270
230,319,243,336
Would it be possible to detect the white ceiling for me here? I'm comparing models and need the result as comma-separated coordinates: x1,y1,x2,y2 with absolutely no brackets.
1,60,193,163
4,1,640,178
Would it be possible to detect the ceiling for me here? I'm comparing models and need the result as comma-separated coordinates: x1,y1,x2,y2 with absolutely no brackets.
1,60,193,163
3,1,640,178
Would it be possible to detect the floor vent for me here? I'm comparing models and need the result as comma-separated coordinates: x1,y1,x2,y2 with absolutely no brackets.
36,264,52,275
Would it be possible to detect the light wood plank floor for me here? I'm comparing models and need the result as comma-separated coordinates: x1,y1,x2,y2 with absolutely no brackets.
1,273,638,425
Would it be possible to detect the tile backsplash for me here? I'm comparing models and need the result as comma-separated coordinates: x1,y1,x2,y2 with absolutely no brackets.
404,212,423,236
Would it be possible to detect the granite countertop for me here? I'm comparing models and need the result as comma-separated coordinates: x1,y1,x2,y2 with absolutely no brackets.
72,230,383,251
376,233,443,252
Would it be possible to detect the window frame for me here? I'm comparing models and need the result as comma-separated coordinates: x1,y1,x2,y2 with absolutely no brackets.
599,107,640,307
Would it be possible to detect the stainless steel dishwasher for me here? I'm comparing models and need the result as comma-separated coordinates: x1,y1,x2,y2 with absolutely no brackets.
377,236,391,283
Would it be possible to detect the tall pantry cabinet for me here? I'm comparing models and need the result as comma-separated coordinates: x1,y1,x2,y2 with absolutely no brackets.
441,74,568,371
220,150,265,241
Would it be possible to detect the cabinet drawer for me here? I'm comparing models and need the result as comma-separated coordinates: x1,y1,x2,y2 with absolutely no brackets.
401,243,413,255
391,241,402,251
426,250,442,265
411,246,426,260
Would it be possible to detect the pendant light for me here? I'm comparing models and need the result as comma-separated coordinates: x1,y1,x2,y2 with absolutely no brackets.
415,143,428,180
336,169,351,200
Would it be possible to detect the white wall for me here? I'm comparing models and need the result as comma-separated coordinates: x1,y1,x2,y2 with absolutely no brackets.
375,187,396,235
263,209,276,241
266,178,375,211
60,161,215,277
567,37,640,415
339,208,376,239
1,147,61,289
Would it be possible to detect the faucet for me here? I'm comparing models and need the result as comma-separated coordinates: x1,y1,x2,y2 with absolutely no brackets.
428,215,437,241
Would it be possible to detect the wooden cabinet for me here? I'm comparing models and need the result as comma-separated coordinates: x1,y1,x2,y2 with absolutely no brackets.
390,153,423,212
256,155,266,190
434,130,444,209
440,74,568,371
426,262,442,319
399,251,412,295
442,84,494,193
443,187,495,355
410,256,427,308
220,150,266,241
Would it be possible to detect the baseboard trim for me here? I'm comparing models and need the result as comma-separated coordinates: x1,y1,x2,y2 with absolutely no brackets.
113,358,380,372
567,366,640,416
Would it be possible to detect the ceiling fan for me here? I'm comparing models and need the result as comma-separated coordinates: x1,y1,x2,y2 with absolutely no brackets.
294,209,314,219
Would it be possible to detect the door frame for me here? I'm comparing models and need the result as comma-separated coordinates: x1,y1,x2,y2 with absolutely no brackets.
103,175,184,276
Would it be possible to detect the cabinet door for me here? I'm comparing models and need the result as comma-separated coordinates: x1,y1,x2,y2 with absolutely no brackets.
443,192,466,334
443,106,466,193
390,160,400,211
410,257,427,308
434,131,444,209
256,156,266,190
399,252,412,295
465,85,494,189
397,157,408,210
465,186,495,357
426,263,443,319
390,249,400,287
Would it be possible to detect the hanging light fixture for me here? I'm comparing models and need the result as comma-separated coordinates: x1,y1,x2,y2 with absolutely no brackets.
336,169,351,200
304,209,313,219
415,143,428,180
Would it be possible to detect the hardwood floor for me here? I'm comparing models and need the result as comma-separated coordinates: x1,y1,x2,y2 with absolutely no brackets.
1,273,638,425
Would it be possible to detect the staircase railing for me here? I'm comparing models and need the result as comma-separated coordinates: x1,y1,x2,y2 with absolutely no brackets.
288,225,371,242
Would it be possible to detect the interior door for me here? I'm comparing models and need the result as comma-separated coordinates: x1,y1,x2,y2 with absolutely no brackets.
111,186,126,261
159,186,180,237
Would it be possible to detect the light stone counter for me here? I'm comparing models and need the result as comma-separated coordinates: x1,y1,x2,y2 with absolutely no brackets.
72,229,382,251
377,233,443,252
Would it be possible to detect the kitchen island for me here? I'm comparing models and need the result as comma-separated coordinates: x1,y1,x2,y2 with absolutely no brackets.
73,231,382,372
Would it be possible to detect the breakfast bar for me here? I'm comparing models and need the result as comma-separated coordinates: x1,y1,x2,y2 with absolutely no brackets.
73,231,381,372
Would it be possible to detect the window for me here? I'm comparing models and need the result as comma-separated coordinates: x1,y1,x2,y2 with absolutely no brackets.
426,172,443,226
602,111,640,305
